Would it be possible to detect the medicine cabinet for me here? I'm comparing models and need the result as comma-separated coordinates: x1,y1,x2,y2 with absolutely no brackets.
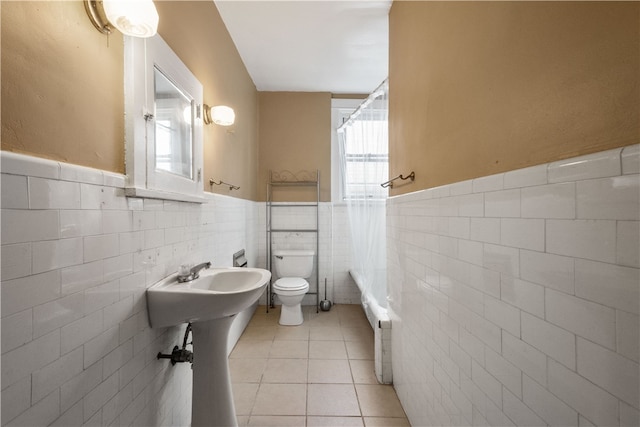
124,35,204,202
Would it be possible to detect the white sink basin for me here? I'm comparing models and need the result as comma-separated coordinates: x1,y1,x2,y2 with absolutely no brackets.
146,267,270,328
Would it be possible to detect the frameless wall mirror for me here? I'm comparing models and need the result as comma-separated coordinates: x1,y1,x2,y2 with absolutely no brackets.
154,66,193,179
124,35,204,202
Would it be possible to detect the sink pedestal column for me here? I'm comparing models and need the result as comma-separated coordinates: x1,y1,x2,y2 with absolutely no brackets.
191,316,237,427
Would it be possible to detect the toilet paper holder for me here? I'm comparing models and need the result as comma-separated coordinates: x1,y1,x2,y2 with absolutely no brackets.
233,249,248,268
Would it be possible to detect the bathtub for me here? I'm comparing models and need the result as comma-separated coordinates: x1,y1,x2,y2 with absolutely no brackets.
226,301,258,356
349,269,392,384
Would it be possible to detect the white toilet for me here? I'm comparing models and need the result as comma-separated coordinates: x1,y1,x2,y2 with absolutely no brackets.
272,249,314,326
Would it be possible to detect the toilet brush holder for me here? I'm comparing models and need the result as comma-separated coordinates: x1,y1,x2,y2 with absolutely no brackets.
320,278,332,311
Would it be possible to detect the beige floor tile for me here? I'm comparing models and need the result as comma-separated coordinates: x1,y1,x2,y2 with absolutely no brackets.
230,358,267,383
311,318,342,328
335,304,362,314
343,317,371,329
303,305,320,314
349,360,378,384
269,340,309,358
345,340,374,360
309,340,348,360
307,416,365,426
341,327,373,342
262,358,308,383
307,384,361,416
275,325,310,341
310,326,345,341
308,359,353,384
340,309,369,321
234,305,409,425
363,417,411,426
337,306,368,321
248,415,306,426
231,340,273,359
252,383,307,416
232,383,259,416
306,309,341,327
241,325,278,341
355,384,406,418
249,307,281,325
348,331,374,348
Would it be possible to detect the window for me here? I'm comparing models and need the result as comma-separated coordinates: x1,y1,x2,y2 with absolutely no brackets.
124,35,204,202
340,118,388,200
333,98,389,201
330,99,359,201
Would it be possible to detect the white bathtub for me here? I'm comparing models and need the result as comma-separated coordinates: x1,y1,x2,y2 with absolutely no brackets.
226,301,258,355
349,269,392,384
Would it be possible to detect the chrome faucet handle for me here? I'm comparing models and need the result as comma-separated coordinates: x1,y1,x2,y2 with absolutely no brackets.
189,262,212,281
177,262,211,283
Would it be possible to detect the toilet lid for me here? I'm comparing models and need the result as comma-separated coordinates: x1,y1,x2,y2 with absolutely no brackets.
273,277,309,291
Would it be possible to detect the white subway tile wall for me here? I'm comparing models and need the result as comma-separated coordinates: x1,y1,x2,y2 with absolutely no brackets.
388,145,639,427
0,153,259,426
265,202,361,306
622,145,640,175
1,152,359,426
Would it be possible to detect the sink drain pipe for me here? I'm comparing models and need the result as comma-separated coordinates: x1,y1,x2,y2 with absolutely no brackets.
157,323,194,365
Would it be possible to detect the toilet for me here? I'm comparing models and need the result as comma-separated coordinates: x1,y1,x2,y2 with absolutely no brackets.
272,249,314,326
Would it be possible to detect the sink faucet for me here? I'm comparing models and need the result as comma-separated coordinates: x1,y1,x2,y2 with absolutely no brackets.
177,262,212,283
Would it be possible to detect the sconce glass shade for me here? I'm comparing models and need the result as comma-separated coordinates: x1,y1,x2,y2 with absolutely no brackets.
103,0,159,37
85,0,158,38
206,105,235,126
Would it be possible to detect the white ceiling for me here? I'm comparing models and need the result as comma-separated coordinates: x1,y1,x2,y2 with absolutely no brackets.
214,0,391,94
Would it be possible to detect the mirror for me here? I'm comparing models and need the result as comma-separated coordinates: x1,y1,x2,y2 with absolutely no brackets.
154,66,193,179
124,35,203,201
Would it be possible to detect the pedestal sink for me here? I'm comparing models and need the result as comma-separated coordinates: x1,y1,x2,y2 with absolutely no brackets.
146,267,271,427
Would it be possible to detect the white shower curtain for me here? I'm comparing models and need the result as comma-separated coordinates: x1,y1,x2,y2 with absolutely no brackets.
337,80,388,311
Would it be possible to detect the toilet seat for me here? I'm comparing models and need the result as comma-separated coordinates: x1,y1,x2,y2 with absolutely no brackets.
273,277,309,293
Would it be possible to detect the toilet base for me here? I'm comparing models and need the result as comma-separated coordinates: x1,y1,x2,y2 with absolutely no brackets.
279,303,304,326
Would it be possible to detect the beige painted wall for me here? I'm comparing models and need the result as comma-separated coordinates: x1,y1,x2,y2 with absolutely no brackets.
156,1,259,200
2,1,259,199
2,1,125,172
389,1,640,196
258,92,332,202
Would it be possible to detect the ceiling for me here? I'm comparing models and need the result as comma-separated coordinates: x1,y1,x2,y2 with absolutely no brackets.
214,0,391,94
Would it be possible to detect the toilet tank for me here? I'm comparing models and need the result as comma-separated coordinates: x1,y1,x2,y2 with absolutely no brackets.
273,250,314,278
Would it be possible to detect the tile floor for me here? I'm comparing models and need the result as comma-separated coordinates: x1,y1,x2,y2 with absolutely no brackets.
230,304,409,427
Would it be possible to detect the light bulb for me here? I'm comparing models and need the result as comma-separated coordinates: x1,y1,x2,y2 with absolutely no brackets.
210,106,235,126
103,0,159,38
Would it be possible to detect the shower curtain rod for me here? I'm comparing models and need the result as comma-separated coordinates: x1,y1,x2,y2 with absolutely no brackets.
337,79,388,133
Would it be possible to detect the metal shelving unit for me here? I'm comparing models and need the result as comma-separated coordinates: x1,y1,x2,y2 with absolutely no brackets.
266,170,320,313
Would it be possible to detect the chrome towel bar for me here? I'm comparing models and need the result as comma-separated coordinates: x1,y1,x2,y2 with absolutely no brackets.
381,171,415,188
209,179,240,191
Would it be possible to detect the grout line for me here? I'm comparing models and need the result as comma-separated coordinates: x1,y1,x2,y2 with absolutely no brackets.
235,305,407,425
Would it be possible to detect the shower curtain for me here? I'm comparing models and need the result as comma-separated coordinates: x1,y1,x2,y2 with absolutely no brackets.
337,80,389,312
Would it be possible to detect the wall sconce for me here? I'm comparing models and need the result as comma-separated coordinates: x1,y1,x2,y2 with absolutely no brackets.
84,0,159,38
203,105,235,126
